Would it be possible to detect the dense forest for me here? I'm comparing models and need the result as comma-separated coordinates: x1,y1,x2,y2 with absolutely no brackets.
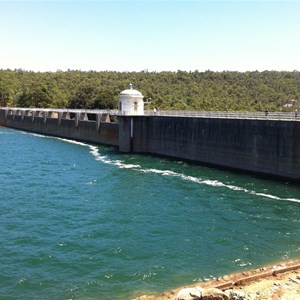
0,69,300,112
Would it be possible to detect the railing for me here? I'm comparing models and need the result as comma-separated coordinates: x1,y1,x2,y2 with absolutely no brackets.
1,107,299,121
144,110,300,121
1,107,118,115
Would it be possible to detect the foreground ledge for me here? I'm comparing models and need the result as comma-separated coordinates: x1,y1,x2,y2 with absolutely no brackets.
134,259,300,300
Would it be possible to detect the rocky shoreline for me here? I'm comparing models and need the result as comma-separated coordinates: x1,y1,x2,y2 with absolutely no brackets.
134,259,300,300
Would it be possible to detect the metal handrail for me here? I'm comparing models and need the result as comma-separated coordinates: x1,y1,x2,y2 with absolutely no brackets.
144,110,300,121
1,107,118,114
1,107,299,121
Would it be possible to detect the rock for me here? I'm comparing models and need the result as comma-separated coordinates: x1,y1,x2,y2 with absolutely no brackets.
201,288,229,300
289,276,300,284
177,287,229,300
225,289,246,300
176,287,204,300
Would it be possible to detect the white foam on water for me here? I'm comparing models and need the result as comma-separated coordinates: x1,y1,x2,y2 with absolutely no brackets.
140,168,178,176
22,131,46,138
139,169,300,204
57,137,88,147
114,160,141,169
252,192,300,203
75,140,300,204
22,131,300,204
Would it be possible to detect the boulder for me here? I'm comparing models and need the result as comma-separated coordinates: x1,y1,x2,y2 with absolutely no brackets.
176,287,204,300
225,289,246,300
177,287,229,300
200,288,229,300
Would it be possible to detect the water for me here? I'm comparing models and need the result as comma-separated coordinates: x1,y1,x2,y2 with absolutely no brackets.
0,127,299,300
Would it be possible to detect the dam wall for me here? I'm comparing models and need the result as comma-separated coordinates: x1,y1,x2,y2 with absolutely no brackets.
118,115,300,180
0,108,118,146
2,108,300,180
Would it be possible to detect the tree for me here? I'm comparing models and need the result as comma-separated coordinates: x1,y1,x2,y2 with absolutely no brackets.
0,82,11,106
87,87,118,109
67,84,96,109
16,82,53,108
1,69,300,111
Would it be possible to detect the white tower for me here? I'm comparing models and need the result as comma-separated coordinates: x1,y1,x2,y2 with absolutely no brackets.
118,83,144,115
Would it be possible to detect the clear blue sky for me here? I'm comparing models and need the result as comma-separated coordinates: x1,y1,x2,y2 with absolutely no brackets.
0,1,299,72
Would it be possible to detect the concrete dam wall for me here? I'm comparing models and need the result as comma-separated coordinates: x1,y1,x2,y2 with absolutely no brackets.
0,108,118,146
118,116,300,180
1,108,300,180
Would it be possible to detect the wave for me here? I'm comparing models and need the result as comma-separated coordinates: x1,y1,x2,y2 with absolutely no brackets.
22,132,300,204
25,132,49,139
86,142,300,204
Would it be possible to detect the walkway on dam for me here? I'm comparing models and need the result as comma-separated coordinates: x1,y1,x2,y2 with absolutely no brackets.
2,107,299,121
145,110,300,121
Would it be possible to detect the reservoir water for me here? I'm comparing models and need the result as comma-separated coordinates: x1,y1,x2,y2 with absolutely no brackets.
0,127,300,300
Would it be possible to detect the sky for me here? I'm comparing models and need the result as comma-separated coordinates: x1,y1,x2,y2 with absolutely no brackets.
0,1,299,72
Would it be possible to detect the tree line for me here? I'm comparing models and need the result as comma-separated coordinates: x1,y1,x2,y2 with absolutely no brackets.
0,69,300,112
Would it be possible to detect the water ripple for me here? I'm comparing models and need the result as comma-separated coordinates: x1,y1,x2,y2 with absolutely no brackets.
0,128,297,300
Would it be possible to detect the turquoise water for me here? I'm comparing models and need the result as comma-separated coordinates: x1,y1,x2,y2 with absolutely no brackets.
0,127,299,300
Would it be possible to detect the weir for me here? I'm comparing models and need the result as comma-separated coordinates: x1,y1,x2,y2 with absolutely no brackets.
1,107,300,181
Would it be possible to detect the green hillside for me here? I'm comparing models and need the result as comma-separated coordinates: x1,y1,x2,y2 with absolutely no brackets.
1,69,299,112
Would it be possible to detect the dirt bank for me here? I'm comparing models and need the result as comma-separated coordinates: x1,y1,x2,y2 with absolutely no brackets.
135,259,300,299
